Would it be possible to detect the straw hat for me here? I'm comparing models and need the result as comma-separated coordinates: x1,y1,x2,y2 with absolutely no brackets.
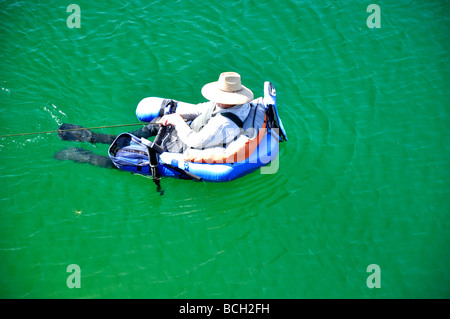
201,72,254,105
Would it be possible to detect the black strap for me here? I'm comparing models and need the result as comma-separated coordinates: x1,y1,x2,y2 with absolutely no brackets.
220,112,244,128
148,126,168,195
163,163,202,181
159,99,169,117
159,99,178,117
148,147,163,194
168,99,177,114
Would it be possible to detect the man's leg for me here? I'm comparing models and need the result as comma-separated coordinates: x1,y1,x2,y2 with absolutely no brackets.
57,121,161,144
129,123,160,139
54,147,116,168
55,120,162,168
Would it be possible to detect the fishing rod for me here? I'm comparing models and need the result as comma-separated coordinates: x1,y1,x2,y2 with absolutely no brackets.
0,123,145,138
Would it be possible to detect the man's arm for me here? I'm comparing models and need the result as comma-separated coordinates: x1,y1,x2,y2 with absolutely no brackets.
158,114,237,149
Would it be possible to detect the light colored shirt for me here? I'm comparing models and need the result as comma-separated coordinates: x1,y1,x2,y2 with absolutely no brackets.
171,102,250,149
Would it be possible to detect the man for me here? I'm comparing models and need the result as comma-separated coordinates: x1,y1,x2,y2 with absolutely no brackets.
55,72,253,166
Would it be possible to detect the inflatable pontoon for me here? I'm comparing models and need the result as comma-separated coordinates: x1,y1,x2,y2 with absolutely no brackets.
108,82,287,182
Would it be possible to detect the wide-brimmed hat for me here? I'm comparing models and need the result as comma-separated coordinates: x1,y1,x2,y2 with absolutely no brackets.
201,72,254,105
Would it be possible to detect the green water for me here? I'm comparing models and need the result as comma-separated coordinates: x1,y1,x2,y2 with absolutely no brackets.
0,0,449,299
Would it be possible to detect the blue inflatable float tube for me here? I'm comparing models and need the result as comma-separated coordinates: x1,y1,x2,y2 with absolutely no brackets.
109,81,287,182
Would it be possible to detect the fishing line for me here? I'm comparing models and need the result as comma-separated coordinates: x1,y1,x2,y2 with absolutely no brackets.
0,123,145,138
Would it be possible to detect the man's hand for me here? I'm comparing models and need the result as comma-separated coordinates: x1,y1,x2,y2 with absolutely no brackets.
156,113,184,126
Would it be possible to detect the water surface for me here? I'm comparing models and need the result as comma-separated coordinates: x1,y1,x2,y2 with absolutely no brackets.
0,0,449,298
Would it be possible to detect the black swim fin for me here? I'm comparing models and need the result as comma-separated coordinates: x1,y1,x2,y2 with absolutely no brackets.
57,124,94,143
57,123,116,144
54,147,115,169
